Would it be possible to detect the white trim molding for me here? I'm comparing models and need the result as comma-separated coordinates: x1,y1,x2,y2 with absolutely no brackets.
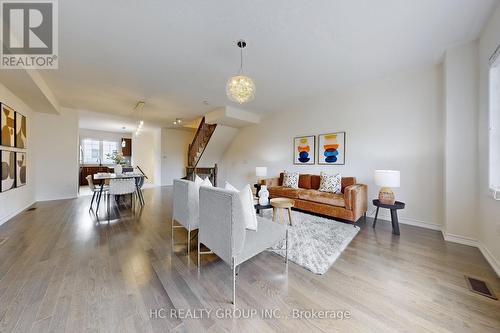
0,201,36,227
367,211,500,277
442,232,479,247
479,243,500,277
367,212,442,231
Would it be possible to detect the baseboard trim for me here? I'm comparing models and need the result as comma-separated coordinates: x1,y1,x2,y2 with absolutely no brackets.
367,212,442,231
479,243,500,277
0,201,36,227
442,232,479,247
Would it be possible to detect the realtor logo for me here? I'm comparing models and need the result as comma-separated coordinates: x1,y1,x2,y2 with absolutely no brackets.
1,0,58,69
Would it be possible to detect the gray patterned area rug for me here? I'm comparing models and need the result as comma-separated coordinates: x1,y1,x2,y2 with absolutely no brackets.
261,210,359,275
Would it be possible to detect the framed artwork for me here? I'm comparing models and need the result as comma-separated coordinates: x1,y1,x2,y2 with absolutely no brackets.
294,135,315,165
1,103,15,147
16,152,26,187
318,132,346,165
15,112,27,148
1,150,16,192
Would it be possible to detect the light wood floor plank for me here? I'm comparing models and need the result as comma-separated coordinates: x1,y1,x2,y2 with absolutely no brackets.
0,186,498,332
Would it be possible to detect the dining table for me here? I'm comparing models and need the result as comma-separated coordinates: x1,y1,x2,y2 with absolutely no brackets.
93,172,146,212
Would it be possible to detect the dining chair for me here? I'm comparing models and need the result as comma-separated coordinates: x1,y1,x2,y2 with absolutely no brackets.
86,175,108,210
107,178,137,221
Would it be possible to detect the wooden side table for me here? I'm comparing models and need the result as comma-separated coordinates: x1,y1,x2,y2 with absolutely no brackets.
372,199,405,235
270,198,294,226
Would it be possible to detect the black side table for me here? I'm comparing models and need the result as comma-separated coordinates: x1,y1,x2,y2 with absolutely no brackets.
372,199,405,235
254,203,272,216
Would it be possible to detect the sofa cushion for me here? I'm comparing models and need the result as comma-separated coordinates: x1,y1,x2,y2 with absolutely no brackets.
298,189,345,207
268,186,301,199
298,174,311,189
311,175,321,190
341,177,357,192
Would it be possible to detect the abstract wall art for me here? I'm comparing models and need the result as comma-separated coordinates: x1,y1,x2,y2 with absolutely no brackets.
318,132,346,165
15,112,27,148
16,152,26,187
294,135,315,165
1,103,15,147
1,150,16,192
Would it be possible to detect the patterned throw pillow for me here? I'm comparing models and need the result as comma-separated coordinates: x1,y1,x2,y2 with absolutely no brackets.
282,170,299,188
318,172,342,193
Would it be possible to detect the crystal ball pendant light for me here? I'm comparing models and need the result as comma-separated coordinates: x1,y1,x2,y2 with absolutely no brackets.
226,40,255,104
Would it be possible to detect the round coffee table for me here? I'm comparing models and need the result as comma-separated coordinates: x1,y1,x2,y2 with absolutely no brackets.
270,198,294,226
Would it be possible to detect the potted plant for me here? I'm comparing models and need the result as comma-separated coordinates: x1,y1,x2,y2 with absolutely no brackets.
106,151,125,175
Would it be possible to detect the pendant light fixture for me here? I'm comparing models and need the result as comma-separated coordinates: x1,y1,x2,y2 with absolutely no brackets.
121,127,127,147
226,39,255,104
134,101,145,137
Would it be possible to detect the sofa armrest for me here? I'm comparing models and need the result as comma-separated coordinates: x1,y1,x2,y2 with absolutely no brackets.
344,184,368,221
260,177,280,187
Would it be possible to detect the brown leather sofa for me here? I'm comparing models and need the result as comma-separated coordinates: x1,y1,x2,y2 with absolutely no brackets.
261,173,367,223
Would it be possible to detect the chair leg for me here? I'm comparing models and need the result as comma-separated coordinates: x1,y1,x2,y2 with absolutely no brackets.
187,230,191,255
90,192,96,209
231,258,236,305
197,240,201,267
287,208,293,226
171,218,175,248
107,193,110,223
285,229,289,264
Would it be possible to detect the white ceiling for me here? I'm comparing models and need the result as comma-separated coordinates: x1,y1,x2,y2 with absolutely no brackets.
42,0,497,127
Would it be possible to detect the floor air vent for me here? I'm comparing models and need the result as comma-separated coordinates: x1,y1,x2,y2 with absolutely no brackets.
465,276,497,300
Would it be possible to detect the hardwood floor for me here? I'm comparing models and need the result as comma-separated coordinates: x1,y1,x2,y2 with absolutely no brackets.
0,186,499,332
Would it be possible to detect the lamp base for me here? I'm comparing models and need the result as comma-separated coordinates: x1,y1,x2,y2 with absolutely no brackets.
378,187,395,205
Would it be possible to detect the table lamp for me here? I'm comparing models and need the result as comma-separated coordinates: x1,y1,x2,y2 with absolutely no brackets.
374,170,400,205
255,167,267,183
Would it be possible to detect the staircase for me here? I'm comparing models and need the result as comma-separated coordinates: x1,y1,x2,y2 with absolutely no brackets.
188,117,217,168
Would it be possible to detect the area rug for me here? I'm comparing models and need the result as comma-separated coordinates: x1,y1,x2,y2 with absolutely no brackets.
260,210,359,275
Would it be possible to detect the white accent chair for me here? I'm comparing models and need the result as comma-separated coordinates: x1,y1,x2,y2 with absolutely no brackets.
172,179,199,255
86,175,108,210
107,178,137,221
198,186,288,304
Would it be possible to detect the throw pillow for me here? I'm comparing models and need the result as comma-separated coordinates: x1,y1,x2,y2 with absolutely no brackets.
224,181,238,192
194,175,203,187
318,172,342,194
282,170,299,188
240,184,258,231
224,182,258,231
200,177,213,187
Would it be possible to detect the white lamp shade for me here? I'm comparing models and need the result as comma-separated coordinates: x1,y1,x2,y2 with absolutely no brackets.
374,170,400,188
255,167,267,177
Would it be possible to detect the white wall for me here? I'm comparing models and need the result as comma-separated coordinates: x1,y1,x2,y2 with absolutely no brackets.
443,42,479,241
132,131,156,184
221,65,444,229
33,108,79,201
478,2,500,275
0,84,36,226
161,128,194,185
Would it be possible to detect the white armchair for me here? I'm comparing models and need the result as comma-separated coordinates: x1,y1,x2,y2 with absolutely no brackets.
198,186,288,304
172,179,199,254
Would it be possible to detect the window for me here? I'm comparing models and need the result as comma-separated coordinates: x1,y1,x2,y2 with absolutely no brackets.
82,139,101,164
80,138,121,165
489,47,500,191
102,141,119,164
